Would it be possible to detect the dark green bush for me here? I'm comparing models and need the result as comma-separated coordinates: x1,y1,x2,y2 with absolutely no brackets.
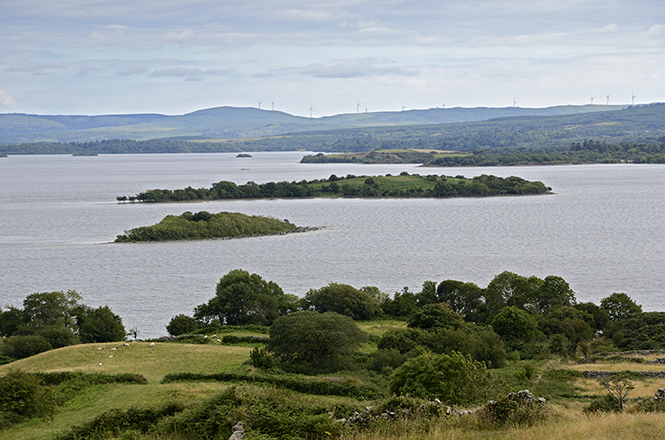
222,334,267,344
249,346,274,370
584,394,621,413
57,403,185,440
0,334,52,359
158,386,347,440
161,372,383,399
0,370,43,422
479,390,549,426
166,314,200,336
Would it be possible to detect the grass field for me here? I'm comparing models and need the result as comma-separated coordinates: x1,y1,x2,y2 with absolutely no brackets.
0,341,252,383
2,324,665,439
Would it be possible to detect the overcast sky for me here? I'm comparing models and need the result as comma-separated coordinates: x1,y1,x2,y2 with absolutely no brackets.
1,0,663,116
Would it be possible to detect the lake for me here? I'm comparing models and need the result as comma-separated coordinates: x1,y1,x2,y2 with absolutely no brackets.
1,152,664,338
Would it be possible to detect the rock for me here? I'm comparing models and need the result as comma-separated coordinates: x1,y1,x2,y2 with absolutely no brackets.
228,422,244,440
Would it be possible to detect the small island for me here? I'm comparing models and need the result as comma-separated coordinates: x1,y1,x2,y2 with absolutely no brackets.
119,172,550,203
115,211,302,242
300,149,469,164
236,153,252,158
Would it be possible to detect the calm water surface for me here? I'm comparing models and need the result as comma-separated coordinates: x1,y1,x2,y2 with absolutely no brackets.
1,152,664,337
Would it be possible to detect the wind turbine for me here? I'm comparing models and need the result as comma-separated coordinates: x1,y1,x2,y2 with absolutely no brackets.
513,97,518,108
590,96,594,105
309,103,314,118
401,102,406,111
357,99,361,114
605,94,611,105
632,92,637,105
271,99,275,111
257,99,263,109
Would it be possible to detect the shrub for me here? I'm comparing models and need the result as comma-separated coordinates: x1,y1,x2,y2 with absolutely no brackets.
0,370,43,421
158,386,348,439
268,311,368,372
57,403,185,440
584,394,622,413
480,390,549,426
166,314,199,336
389,351,503,405
0,334,52,359
249,346,274,370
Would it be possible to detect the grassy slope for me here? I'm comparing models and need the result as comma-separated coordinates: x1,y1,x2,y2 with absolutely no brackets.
0,341,252,384
2,323,665,439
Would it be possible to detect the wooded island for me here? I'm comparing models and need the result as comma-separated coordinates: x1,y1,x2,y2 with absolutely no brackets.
115,211,300,242
119,172,550,203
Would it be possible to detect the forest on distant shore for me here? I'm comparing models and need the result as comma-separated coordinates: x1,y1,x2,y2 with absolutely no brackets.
300,140,665,166
2,103,663,157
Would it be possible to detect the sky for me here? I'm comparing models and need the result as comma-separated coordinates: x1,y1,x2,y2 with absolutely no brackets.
1,0,664,117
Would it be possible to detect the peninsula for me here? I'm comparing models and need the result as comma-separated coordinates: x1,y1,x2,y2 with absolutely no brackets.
119,172,550,203
115,211,301,242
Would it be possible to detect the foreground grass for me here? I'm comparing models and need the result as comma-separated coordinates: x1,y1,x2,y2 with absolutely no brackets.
344,410,665,440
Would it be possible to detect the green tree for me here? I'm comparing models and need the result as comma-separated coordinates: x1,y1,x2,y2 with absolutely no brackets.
483,272,542,322
268,311,368,371
77,306,126,343
194,270,287,326
437,280,484,322
534,276,576,313
166,314,200,336
600,293,642,321
491,306,539,350
389,351,500,405
381,287,417,318
301,282,380,321
36,325,79,348
407,303,464,330
0,306,23,337
22,290,82,330
415,280,438,306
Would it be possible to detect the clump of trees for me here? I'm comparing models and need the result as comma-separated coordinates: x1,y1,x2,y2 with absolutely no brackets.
165,268,663,408
0,291,125,362
193,269,299,327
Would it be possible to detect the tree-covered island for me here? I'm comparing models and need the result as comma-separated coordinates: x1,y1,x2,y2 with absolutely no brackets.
115,211,303,242
119,172,550,203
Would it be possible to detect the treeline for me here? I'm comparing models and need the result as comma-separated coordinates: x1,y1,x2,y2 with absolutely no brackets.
0,291,126,363
424,140,665,166
170,269,664,375
0,139,249,155
115,211,298,242
124,173,550,203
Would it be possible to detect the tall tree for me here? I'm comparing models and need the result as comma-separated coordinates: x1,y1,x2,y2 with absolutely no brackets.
194,269,287,326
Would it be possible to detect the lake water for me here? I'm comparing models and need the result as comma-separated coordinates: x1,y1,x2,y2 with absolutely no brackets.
1,152,664,338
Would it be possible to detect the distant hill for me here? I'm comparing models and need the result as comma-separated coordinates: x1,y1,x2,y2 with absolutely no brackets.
0,104,625,143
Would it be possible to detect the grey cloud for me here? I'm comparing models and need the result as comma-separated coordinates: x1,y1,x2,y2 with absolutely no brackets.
150,67,235,78
303,59,419,78
117,65,150,77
